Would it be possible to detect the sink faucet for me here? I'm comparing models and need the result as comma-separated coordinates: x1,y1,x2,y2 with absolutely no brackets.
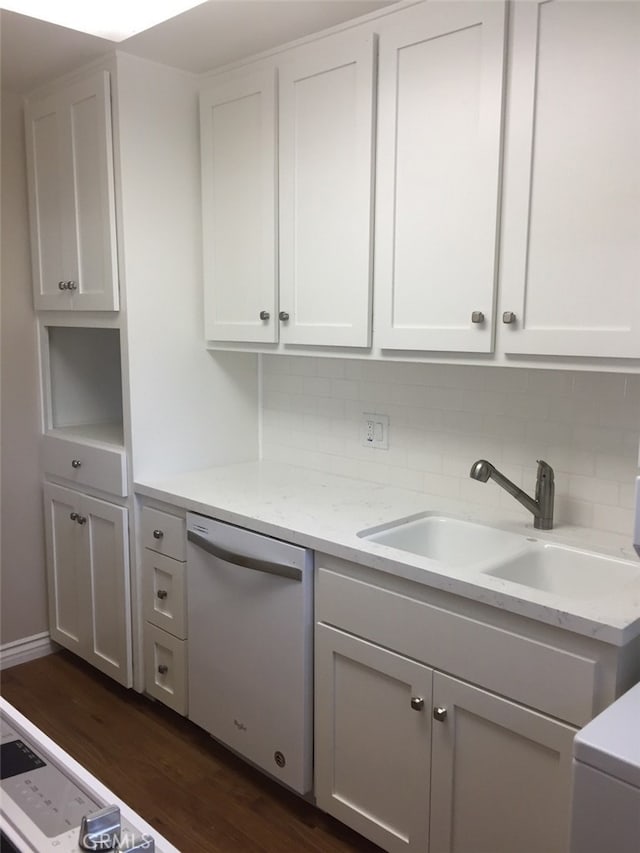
469,459,555,530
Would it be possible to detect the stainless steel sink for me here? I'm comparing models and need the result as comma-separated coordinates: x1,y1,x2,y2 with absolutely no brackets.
483,543,640,599
358,513,528,568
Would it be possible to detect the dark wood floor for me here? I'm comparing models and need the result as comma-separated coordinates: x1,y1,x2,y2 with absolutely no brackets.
1,651,382,853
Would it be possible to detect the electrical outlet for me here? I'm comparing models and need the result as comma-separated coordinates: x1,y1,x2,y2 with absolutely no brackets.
362,413,389,449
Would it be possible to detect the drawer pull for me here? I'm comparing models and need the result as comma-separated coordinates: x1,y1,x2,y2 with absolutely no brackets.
157,664,169,675
71,459,82,468
433,707,448,722
70,512,79,521
76,515,87,525
410,696,425,711
156,590,168,600
152,529,164,540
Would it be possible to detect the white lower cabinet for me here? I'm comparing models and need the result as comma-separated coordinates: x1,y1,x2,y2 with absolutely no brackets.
43,482,131,687
313,557,623,853
429,673,575,853
315,624,432,852
141,506,188,715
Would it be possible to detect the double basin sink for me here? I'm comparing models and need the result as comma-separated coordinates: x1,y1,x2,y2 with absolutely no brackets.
358,514,640,600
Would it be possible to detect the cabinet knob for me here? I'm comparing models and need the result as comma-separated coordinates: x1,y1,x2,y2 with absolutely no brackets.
79,804,121,851
502,311,516,325
70,512,79,521
157,664,168,675
67,280,78,290
156,589,168,600
433,706,448,722
410,696,425,711
58,280,67,290
259,310,270,320
152,529,164,540
71,459,82,468
279,311,289,322
76,515,87,525
471,311,485,324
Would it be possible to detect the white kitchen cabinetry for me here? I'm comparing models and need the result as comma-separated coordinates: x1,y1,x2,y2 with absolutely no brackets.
43,482,131,686
200,67,277,343
278,31,375,347
374,1,507,353
141,506,188,715
499,0,640,359
200,28,375,347
314,555,636,853
25,70,119,312
429,673,575,853
315,624,432,853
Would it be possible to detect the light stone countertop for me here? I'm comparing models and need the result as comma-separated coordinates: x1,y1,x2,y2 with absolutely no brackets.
135,460,640,647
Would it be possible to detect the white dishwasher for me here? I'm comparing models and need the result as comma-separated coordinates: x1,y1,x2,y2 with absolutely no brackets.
186,513,314,795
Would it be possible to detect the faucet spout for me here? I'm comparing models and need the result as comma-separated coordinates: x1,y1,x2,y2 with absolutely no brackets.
469,459,554,530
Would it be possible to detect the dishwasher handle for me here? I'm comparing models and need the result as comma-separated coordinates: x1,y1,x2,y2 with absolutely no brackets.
187,529,303,582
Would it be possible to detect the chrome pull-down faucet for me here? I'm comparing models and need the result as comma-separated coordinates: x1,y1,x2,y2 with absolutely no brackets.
469,459,555,530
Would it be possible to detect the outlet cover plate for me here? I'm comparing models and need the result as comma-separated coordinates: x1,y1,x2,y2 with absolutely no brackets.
362,413,389,450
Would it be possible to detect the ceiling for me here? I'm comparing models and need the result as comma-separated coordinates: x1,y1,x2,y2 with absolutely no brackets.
1,0,394,94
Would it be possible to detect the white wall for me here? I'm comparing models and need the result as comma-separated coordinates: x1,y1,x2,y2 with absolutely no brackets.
1,90,48,644
262,356,640,536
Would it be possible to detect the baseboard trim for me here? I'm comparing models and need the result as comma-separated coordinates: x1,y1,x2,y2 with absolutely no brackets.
0,632,59,670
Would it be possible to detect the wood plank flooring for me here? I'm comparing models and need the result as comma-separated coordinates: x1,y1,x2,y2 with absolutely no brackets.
1,651,382,853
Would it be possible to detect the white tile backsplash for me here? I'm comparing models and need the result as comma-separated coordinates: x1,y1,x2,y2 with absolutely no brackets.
260,357,640,536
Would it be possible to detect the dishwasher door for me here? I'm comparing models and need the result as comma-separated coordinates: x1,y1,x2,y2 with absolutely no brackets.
186,513,313,795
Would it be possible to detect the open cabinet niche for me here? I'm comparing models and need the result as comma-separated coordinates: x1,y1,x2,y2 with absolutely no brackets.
44,325,124,446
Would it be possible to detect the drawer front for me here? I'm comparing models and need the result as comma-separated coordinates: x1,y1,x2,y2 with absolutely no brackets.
42,434,127,496
142,549,187,639
141,507,186,560
317,566,598,727
143,623,187,715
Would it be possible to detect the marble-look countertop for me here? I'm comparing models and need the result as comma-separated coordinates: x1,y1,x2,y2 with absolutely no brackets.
135,461,640,647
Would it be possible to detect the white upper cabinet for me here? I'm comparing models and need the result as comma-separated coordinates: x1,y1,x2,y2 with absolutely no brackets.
25,70,119,311
499,0,640,359
278,31,376,347
200,67,277,342
374,2,507,353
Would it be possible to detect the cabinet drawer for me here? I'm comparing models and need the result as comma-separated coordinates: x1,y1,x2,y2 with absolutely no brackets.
140,507,186,560
142,550,187,639
42,433,127,496
143,623,187,716
317,566,598,727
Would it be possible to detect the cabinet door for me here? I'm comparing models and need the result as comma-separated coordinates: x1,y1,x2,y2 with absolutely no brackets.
43,483,89,654
375,2,506,352
499,1,640,358
279,31,375,347
200,68,277,342
430,672,576,853
315,624,432,853
25,71,119,312
79,492,132,687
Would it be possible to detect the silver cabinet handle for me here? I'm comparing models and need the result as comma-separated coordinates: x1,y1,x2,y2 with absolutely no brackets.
471,311,485,324
152,529,163,540
79,804,121,851
259,310,270,320
433,707,448,722
71,459,82,468
279,311,289,321
410,696,425,711
76,515,87,525
156,590,168,600
58,280,67,290
70,512,79,521
67,280,78,290
502,311,516,324
157,664,168,675
187,529,302,582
